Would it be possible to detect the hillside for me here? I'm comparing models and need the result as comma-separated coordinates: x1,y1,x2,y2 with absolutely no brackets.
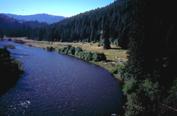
4,13,65,24
0,14,48,37
1,1,130,49
47,0,130,48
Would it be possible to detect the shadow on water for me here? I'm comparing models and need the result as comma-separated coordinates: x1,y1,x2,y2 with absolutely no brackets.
0,74,21,96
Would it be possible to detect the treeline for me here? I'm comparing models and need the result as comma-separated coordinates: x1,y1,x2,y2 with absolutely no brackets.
46,0,130,49
0,0,131,49
0,14,48,39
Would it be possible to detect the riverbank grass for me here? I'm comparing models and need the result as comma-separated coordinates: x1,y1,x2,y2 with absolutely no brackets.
8,38,128,78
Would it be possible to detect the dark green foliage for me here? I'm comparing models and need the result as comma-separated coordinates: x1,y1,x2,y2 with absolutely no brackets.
103,38,111,49
0,14,48,39
92,52,106,61
74,47,83,56
123,78,160,116
67,46,75,55
46,46,55,51
48,0,131,49
162,79,177,116
0,1,131,49
78,51,93,61
0,48,23,94
120,0,177,116
58,46,106,62
111,63,127,78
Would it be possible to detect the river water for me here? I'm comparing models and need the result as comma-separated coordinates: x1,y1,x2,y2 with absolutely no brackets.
0,41,122,116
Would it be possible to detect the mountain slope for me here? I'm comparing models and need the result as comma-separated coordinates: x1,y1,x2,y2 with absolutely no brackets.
0,14,48,37
4,13,65,24
46,0,130,48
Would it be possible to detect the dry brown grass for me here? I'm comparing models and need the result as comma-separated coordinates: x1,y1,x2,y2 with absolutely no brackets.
9,37,128,74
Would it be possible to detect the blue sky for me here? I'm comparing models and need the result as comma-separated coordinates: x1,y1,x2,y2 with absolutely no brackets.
0,0,114,17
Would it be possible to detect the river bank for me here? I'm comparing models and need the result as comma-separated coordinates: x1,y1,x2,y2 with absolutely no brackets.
0,47,23,95
0,40,122,116
5,37,128,80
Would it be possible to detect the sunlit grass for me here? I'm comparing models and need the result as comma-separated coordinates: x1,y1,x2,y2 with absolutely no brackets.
9,37,128,77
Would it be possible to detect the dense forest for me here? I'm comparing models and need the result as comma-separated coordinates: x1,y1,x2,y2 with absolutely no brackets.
119,0,177,116
0,0,130,49
47,0,130,49
0,14,48,40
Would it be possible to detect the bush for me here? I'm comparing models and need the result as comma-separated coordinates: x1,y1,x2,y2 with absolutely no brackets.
123,78,160,116
111,63,125,74
74,47,83,56
46,46,55,51
68,46,75,55
58,46,106,62
80,51,93,61
92,52,106,61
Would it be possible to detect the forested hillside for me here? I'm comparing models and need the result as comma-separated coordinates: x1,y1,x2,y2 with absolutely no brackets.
48,0,130,49
0,0,130,49
0,14,25,37
0,14,48,39
119,0,177,115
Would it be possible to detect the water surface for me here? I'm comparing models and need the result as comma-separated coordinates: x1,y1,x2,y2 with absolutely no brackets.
0,41,122,116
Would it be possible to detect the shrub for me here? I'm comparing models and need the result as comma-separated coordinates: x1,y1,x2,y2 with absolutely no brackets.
46,46,55,51
81,51,93,61
111,63,125,74
92,52,106,61
123,78,160,116
74,47,83,56
58,46,106,62
68,46,75,55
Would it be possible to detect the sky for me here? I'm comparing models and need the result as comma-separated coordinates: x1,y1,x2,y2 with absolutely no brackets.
0,0,114,17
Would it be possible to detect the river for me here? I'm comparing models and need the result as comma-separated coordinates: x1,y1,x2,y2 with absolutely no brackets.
0,40,122,116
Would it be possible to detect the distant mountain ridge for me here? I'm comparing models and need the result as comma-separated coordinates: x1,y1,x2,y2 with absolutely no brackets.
2,13,65,24
0,14,49,37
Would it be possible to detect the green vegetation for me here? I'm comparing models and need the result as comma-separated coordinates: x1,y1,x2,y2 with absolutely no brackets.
115,0,177,116
58,45,106,62
1,0,177,115
46,46,55,51
0,48,23,94
0,0,130,49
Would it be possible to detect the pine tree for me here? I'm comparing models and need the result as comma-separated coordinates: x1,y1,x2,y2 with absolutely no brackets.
123,0,177,115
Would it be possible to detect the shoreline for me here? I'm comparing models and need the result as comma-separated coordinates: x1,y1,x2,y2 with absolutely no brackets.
4,37,127,80
0,46,23,95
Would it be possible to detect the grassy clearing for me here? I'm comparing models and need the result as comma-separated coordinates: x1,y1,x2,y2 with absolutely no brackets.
9,37,128,78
